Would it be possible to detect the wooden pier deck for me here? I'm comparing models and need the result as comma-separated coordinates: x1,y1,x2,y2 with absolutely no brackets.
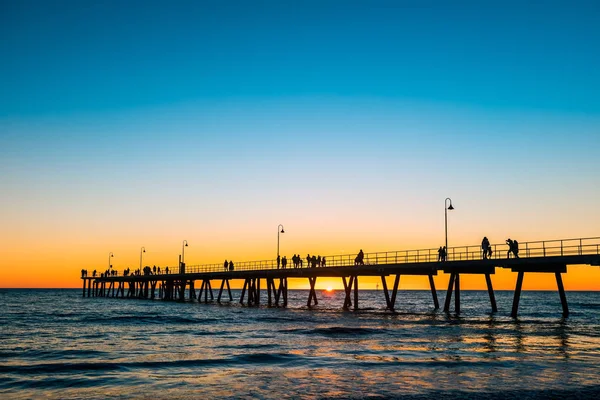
82,237,600,317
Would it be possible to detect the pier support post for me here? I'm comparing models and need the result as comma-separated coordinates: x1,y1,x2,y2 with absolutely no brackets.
381,276,391,310
556,272,569,317
226,279,233,301
267,278,272,306
485,273,497,312
82,279,86,297
428,274,439,309
443,273,456,312
307,277,318,307
205,280,213,303
240,279,248,305
256,278,260,306
353,276,359,311
151,281,157,299
390,274,400,311
511,271,524,318
218,279,225,303
189,281,196,300
273,279,280,306
342,276,354,309
198,280,205,302
454,273,460,314
248,279,254,306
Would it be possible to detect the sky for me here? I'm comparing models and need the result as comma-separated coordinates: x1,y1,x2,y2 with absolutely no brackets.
1,0,599,290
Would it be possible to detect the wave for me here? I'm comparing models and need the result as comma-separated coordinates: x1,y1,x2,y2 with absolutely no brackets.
283,326,388,336
0,352,304,375
81,315,212,324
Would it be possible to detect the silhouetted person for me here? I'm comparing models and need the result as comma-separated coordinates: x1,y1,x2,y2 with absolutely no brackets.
482,237,490,259
229,260,234,271
513,240,519,258
487,246,493,259
311,255,317,268
93,270,96,277
166,266,169,274
306,254,311,269
81,269,85,277
442,246,447,261
317,255,321,267
506,239,514,258
299,258,303,268
277,255,281,269
282,256,287,269
437,246,443,262
153,265,157,274
322,256,326,267
224,260,228,271
355,249,364,265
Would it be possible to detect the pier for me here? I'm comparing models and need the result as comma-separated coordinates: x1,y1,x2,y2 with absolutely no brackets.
82,237,600,317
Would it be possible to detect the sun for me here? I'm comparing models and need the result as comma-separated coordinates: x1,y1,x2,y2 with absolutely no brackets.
326,287,333,292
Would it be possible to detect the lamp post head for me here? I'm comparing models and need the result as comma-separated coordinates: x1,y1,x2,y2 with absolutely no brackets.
448,204,454,210
280,228,285,234
143,249,146,253
185,242,188,247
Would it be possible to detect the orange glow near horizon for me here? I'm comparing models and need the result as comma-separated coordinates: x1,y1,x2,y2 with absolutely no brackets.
1,217,599,290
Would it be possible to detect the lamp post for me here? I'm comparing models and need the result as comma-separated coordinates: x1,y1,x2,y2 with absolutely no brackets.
277,224,285,259
108,252,113,269
181,240,188,263
445,198,454,261
139,247,145,270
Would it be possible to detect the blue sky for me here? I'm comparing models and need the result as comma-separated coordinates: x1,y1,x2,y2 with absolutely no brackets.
1,1,600,285
1,0,599,116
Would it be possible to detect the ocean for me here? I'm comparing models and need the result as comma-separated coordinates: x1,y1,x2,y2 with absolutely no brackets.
1,289,599,399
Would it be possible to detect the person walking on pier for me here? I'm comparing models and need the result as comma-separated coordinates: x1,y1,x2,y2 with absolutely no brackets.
229,260,234,271
307,254,311,269
437,246,443,262
482,237,490,259
224,260,228,271
166,266,169,274
277,255,281,269
322,256,326,267
506,239,519,258
317,255,322,267
282,256,288,269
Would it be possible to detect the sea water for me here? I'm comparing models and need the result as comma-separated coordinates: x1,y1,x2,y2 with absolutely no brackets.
1,289,599,399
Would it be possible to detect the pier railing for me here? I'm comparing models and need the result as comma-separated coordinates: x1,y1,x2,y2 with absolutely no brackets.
98,236,600,277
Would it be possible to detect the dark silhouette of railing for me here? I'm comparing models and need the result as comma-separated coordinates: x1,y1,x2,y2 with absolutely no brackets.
100,236,600,277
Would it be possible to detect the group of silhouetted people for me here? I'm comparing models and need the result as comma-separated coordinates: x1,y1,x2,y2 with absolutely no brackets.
481,237,493,259
437,246,447,262
223,260,235,271
274,254,329,269
437,237,519,262
306,254,326,268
